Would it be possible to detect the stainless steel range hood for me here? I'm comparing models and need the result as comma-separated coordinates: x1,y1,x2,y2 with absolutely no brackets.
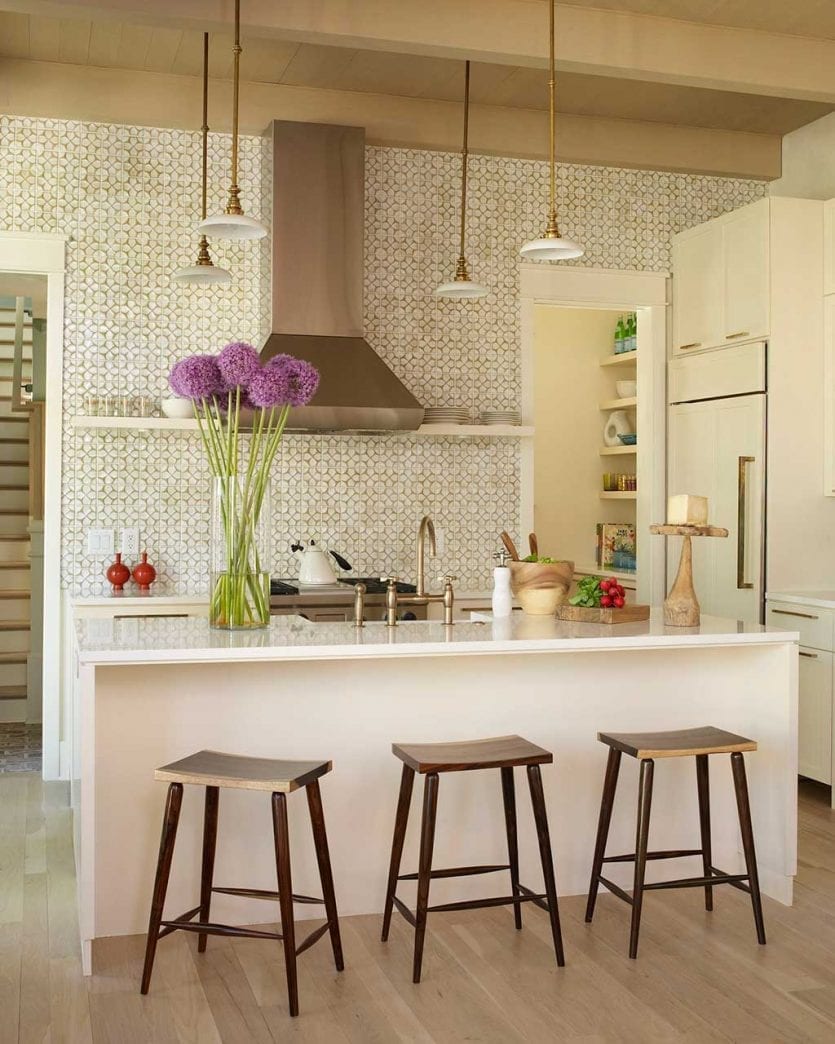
260,121,424,432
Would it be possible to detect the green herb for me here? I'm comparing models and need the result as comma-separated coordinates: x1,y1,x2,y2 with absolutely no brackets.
522,554,563,564
569,576,603,608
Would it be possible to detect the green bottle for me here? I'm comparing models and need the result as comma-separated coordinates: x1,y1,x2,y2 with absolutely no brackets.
627,313,637,353
614,315,625,354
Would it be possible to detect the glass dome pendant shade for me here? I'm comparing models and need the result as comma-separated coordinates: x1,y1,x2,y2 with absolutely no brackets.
435,61,488,300
199,0,266,241
174,32,232,285
520,0,583,262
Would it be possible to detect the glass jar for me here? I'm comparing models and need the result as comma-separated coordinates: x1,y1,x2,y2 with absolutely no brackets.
209,475,271,629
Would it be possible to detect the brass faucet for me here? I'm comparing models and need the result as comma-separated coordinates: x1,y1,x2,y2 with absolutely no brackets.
354,582,366,627
416,515,436,598
381,572,457,626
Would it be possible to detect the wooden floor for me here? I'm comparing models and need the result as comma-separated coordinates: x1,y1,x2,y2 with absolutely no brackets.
2,774,835,1043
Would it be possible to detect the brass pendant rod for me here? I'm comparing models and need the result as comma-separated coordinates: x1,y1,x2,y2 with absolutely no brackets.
458,59,471,262
548,0,558,233
225,0,243,215
200,32,209,223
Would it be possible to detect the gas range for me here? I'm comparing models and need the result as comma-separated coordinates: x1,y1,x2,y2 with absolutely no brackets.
269,577,424,622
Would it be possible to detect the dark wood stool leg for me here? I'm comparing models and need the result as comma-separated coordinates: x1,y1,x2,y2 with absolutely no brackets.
629,758,654,959
501,767,522,930
306,779,344,972
413,772,439,984
585,747,622,923
272,792,299,1017
382,764,415,942
140,782,183,994
730,752,767,945
198,786,219,953
526,764,565,967
695,755,713,913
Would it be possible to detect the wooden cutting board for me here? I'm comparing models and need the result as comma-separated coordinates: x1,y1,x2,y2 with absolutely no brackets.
556,604,650,624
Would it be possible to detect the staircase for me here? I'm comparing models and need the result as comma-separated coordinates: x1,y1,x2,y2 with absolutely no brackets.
0,303,33,722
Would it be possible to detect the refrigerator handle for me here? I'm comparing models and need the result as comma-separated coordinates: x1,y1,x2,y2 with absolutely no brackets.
737,455,755,590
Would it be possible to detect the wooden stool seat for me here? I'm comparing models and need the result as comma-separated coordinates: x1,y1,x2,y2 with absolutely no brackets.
597,726,757,760
383,734,564,982
141,749,342,1017
586,724,766,959
392,734,552,774
155,749,332,792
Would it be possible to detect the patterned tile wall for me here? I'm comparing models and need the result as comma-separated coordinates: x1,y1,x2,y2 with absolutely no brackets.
0,116,767,594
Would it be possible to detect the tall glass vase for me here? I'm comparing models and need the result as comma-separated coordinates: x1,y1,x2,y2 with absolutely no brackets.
209,475,271,630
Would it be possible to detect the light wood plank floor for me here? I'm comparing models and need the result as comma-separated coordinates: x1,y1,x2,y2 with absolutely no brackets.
2,772,835,1042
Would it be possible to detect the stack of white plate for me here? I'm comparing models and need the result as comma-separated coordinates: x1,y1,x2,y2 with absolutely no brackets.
479,410,521,426
423,406,472,425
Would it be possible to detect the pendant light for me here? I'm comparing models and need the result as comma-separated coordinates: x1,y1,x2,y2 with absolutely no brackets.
174,34,232,284
520,0,583,261
436,61,488,299
198,0,266,240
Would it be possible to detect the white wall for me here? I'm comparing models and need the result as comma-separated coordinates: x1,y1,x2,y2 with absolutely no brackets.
771,112,835,200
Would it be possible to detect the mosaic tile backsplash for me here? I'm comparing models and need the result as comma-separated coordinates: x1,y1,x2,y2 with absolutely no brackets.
0,115,767,594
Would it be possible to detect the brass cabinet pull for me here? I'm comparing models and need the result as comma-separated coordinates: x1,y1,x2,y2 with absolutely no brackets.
799,651,819,659
677,341,702,350
737,455,755,590
770,608,819,620
725,331,750,339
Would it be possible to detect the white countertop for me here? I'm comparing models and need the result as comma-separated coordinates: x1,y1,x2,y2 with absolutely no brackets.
768,591,835,610
74,610,798,666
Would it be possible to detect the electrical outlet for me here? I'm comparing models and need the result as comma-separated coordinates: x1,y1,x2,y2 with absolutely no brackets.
121,526,140,557
87,528,114,556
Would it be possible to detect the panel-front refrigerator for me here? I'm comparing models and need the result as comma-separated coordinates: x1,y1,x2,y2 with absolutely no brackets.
667,342,766,624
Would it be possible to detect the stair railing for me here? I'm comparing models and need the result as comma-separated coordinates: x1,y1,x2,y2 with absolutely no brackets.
11,295,31,413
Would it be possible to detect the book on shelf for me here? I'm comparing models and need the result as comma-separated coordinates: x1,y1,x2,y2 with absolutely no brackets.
596,522,637,573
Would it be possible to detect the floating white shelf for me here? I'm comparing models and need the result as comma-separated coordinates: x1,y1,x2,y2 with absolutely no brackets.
573,563,638,588
599,350,638,368
599,490,637,500
599,396,637,411
599,445,637,456
69,416,534,438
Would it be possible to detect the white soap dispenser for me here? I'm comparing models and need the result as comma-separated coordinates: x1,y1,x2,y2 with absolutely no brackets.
492,549,513,618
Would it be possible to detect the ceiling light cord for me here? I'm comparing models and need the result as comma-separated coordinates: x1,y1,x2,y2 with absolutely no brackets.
547,0,559,236
197,32,212,264
456,59,471,275
226,0,243,216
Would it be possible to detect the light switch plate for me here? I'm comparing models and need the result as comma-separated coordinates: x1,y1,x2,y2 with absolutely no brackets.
121,526,140,557
87,528,114,556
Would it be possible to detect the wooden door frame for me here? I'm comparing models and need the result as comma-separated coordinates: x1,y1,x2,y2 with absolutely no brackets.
0,232,66,779
519,263,669,606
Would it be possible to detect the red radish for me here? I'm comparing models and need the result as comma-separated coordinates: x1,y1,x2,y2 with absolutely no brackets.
608,578,618,587
600,595,613,608
600,580,611,592
613,596,625,608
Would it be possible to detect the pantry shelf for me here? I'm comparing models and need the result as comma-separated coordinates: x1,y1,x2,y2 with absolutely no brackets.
599,491,637,500
599,445,637,456
599,351,638,368
599,396,637,411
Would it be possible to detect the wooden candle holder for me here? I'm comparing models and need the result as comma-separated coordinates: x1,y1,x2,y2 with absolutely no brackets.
649,524,729,627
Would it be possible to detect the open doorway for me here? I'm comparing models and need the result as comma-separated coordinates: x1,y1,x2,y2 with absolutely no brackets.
0,274,46,768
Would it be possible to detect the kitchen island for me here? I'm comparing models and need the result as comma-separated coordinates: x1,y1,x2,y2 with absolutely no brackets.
71,611,798,974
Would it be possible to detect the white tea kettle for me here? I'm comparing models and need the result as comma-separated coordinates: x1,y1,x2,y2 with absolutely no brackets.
291,539,351,585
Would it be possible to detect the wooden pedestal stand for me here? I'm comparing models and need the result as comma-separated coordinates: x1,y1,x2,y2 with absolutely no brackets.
649,524,729,627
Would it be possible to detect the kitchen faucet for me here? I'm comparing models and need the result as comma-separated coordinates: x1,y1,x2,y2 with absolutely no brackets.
380,515,456,626
416,515,436,598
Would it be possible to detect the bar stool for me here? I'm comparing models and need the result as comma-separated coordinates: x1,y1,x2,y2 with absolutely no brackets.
585,726,766,959
139,750,343,1017
381,735,565,983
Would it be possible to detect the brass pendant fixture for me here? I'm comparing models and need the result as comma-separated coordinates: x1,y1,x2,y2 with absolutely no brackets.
436,61,488,299
198,0,266,241
520,0,583,261
174,33,232,284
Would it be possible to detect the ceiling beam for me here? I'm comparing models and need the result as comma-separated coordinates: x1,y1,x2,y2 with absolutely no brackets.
0,57,781,179
4,0,835,102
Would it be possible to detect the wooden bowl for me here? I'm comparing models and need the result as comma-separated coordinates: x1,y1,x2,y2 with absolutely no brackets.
509,560,574,615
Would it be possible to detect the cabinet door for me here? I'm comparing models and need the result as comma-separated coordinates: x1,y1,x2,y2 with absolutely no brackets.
798,647,833,785
672,225,723,355
824,200,835,295
825,296,835,497
723,205,769,344
667,393,764,624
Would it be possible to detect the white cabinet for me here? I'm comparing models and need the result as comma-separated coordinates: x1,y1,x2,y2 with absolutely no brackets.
672,226,722,353
798,647,833,785
824,292,835,496
824,200,835,295
672,199,770,355
766,597,835,796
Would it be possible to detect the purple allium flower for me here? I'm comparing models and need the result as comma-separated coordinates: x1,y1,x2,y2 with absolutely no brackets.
216,341,261,390
284,357,320,407
248,364,290,408
169,355,223,400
